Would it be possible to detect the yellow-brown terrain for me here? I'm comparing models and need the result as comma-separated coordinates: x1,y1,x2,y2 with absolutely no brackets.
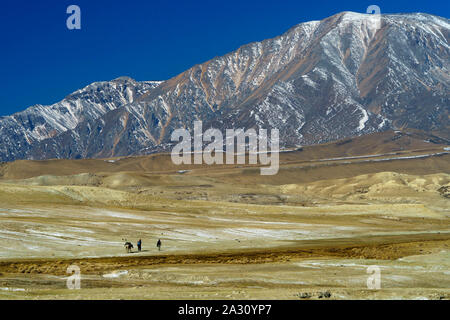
0,130,449,299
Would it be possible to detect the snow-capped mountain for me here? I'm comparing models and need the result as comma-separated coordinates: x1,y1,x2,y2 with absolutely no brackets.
2,12,449,161
0,77,161,161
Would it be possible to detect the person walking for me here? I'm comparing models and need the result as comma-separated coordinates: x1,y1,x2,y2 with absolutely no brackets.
157,239,161,251
137,239,142,252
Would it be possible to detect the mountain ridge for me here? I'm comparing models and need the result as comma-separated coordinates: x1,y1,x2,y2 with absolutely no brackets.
1,11,449,161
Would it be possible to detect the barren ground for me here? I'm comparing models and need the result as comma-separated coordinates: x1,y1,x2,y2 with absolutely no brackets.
0,132,449,299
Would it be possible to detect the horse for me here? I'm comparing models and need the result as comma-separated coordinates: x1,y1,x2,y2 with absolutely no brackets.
124,241,134,253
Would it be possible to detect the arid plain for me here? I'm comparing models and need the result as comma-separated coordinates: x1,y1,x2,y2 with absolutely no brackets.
0,130,449,299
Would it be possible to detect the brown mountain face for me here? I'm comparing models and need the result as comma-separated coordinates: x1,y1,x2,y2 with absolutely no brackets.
1,12,449,161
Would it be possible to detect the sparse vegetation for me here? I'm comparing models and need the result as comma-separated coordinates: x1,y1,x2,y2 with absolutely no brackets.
0,132,448,299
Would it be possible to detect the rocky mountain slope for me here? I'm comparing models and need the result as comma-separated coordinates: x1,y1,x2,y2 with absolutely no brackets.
1,12,449,161
0,77,161,161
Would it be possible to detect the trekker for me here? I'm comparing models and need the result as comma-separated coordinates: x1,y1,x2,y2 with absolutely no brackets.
157,239,161,251
137,239,142,252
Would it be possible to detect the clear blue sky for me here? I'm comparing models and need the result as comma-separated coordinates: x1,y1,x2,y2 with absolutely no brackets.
0,0,448,116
